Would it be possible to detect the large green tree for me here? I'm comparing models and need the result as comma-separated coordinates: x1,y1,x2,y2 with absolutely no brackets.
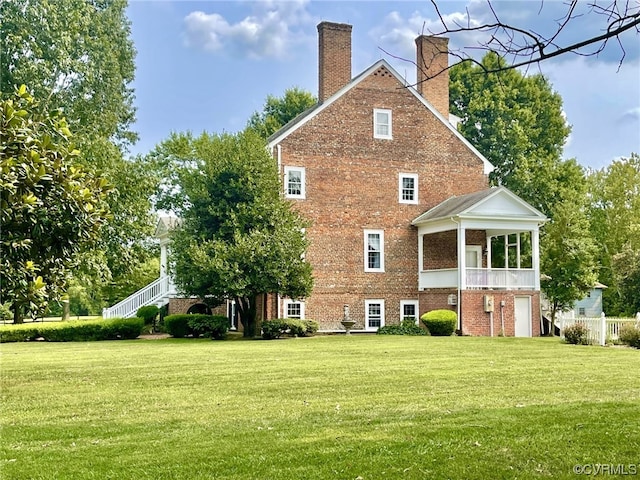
587,154,640,314
0,87,112,322
449,52,571,214
450,53,600,325
154,130,313,337
247,87,316,139
1,0,158,308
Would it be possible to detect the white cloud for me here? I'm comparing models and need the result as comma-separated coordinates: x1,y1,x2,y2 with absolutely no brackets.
620,107,640,122
183,0,312,59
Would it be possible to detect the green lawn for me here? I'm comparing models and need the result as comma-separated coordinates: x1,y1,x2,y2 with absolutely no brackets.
1,336,638,479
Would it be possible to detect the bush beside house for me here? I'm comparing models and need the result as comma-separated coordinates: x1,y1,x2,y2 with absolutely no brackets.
421,310,457,336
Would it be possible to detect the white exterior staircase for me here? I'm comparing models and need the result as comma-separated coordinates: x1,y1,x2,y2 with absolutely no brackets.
102,276,176,319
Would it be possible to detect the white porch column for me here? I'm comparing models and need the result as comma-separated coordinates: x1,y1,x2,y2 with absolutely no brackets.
160,242,168,277
418,231,424,283
458,224,466,291
486,235,492,269
532,227,541,290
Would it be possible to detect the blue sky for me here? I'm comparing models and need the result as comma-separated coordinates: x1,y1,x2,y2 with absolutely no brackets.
126,0,640,170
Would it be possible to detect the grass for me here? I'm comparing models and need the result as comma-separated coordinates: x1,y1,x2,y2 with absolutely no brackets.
1,336,638,479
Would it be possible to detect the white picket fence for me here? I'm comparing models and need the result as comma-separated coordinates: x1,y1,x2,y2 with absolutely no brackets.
558,311,640,346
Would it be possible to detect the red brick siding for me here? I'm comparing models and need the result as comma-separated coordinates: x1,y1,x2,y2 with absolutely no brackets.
276,66,488,329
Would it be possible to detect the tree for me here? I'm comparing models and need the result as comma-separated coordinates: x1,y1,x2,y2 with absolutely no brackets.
156,130,313,337
1,0,159,307
397,0,640,77
449,51,571,211
587,154,640,314
247,87,316,139
0,86,112,322
541,198,598,333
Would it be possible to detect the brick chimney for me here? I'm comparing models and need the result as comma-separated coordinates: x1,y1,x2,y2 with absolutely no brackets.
318,22,352,103
415,35,449,118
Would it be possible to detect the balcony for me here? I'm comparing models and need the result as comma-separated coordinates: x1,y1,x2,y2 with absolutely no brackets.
419,268,537,290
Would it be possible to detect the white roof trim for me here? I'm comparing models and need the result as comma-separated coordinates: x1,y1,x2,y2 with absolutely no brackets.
460,187,547,219
268,59,495,175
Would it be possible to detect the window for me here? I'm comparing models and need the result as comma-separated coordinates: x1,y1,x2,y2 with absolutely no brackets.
399,173,418,204
365,300,385,331
284,299,305,319
578,307,586,316
400,300,419,324
364,230,384,272
284,166,305,199
373,109,392,139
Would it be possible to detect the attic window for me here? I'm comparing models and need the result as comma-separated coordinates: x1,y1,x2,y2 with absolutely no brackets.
374,109,392,140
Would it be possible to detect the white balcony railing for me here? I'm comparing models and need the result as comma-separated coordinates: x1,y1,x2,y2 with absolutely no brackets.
102,276,175,319
419,268,537,290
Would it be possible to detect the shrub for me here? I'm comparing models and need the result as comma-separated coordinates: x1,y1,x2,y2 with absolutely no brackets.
164,314,229,339
0,318,144,342
563,323,590,345
619,323,640,349
164,315,190,338
136,305,159,325
0,324,41,343
286,319,306,337
421,310,457,336
302,319,319,337
262,319,288,339
188,315,229,340
378,318,427,336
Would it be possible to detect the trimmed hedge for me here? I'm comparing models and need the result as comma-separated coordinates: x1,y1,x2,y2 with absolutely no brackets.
378,318,427,336
261,319,319,339
421,310,457,336
0,317,144,343
163,314,229,339
136,305,159,325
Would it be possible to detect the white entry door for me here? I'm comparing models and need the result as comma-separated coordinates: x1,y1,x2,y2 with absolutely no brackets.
514,296,532,337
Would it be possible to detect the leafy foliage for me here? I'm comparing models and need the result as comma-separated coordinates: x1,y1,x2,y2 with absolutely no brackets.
0,87,112,322
261,319,289,340
562,323,590,345
155,130,313,337
587,154,640,315
541,198,598,329
1,0,159,309
136,305,160,325
449,52,570,213
0,317,144,343
378,318,427,336
247,87,316,139
421,310,457,336
163,314,229,340
618,324,640,349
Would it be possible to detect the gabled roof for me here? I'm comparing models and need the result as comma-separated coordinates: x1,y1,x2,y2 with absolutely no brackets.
267,59,494,175
155,216,181,238
412,186,547,226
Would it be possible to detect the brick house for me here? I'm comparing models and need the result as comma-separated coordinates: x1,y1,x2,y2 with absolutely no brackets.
104,21,547,336
263,22,546,336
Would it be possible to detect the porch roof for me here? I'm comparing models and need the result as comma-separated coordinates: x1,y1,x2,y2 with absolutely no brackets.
411,187,547,234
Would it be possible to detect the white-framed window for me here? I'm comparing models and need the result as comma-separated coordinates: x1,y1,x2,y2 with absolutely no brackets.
373,108,392,139
284,166,305,199
364,229,384,272
400,300,419,324
399,173,418,204
578,307,586,316
283,299,305,319
365,300,385,331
